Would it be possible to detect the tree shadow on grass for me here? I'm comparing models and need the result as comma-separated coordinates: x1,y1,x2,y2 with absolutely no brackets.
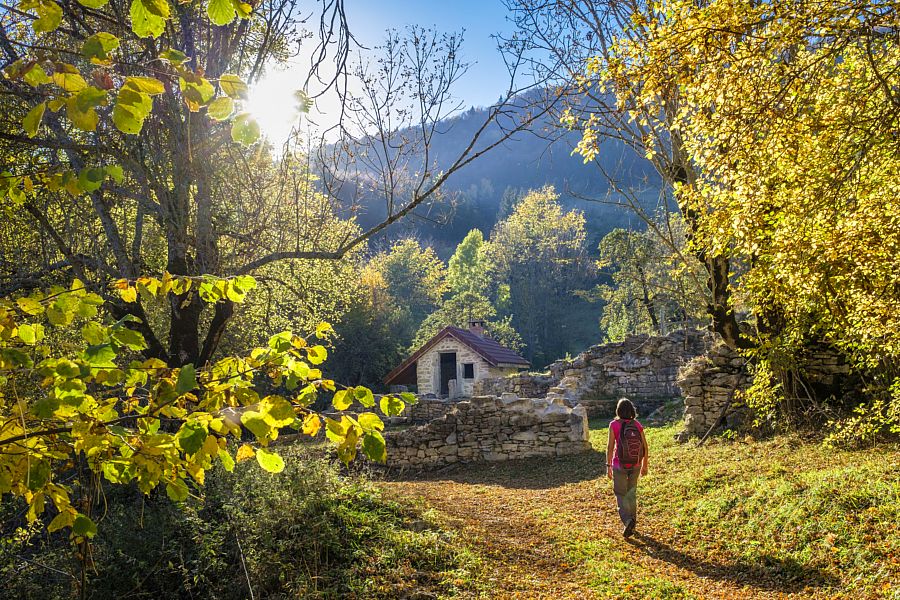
630,531,839,593
386,449,608,490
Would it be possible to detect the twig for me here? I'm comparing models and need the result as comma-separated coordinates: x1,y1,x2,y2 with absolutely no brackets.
235,531,255,600
15,555,77,581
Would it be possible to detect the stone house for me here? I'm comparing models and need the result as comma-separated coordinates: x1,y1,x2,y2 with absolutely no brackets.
384,321,530,398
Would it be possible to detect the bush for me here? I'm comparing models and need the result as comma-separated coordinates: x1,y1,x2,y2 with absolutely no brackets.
0,446,480,599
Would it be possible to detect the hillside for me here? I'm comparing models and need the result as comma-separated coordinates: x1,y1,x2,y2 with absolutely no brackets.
337,101,661,255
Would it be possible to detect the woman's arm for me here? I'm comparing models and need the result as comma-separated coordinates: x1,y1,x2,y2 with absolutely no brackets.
640,428,650,476
606,424,615,479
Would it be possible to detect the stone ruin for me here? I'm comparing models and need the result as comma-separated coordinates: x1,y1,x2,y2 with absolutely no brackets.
677,340,852,440
385,394,591,470
475,329,711,417
677,341,752,440
379,329,856,468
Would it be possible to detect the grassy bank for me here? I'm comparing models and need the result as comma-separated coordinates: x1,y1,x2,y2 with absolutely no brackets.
565,420,900,598
380,417,899,599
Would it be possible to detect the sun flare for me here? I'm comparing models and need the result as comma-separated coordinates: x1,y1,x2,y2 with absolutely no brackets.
244,67,309,143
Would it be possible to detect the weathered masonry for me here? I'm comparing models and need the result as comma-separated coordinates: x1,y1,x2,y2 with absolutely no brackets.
475,329,711,417
384,321,529,398
385,394,591,469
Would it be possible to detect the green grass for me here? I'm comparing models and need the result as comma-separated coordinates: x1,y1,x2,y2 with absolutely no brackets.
580,419,900,598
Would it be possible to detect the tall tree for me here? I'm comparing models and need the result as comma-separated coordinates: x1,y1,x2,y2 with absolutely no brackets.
371,238,448,343
594,214,706,341
447,229,488,296
0,1,554,368
485,186,594,365
506,0,748,349
619,0,900,433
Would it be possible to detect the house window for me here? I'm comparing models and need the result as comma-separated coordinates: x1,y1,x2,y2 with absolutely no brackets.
463,363,475,379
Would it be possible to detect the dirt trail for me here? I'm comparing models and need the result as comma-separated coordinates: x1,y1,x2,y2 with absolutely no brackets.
380,451,826,600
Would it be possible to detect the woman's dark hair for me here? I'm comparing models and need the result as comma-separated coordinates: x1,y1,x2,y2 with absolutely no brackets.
616,398,636,420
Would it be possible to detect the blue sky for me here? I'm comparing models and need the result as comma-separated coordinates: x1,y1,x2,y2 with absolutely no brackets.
347,0,514,108
247,1,517,141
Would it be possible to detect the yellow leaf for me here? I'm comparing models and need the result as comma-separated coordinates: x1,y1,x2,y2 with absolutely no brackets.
120,286,137,303
48,508,76,532
235,443,255,463
301,413,321,437
202,434,219,456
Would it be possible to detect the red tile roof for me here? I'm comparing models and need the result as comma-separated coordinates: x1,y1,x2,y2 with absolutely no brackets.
383,326,530,385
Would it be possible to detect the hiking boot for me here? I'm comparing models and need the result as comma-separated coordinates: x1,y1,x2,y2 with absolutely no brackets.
623,518,636,538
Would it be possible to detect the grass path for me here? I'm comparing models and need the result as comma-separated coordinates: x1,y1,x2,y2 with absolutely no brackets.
378,422,899,599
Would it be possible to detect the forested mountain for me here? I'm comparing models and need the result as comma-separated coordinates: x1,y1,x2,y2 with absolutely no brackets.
338,101,661,256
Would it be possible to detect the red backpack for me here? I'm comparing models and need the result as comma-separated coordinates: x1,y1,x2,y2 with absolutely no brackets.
617,420,644,468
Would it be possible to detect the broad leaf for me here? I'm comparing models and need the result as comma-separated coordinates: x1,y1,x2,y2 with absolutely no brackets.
332,389,352,411
113,86,154,134
219,74,248,99
301,413,321,436
176,422,207,455
82,33,119,63
21,0,62,33
17,323,38,344
379,395,406,417
255,448,285,473
358,412,384,432
159,48,188,64
52,71,87,92
165,479,189,502
23,102,45,138
72,514,97,538
83,344,116,368
123,76,165,95
353,386,375,408
130,0,167,38
240,411,271,439
362,431,387,463
260,395,295,427
175,363,197,394
235,444,255,462
218,448,235,472
206,0,236,26
179,76,215,111
78,167,106,192
207,96,234,121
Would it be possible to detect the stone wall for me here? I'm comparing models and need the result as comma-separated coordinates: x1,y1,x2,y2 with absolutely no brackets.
385,394,591,469
473,372,556,399
677,342,751,439
475,329,711,417
676,341,851,440
404,396,458,424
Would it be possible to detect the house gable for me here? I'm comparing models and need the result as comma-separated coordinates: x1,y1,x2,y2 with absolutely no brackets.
383,326,529,387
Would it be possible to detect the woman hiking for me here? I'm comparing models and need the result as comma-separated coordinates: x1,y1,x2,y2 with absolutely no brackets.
606,398,649,538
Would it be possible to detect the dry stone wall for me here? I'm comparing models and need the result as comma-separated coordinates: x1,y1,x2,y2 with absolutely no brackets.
404,396,458,424
385,394,591,470
473,372,556,399
676,341,851,440
677,342,751,439
475,329,711,417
